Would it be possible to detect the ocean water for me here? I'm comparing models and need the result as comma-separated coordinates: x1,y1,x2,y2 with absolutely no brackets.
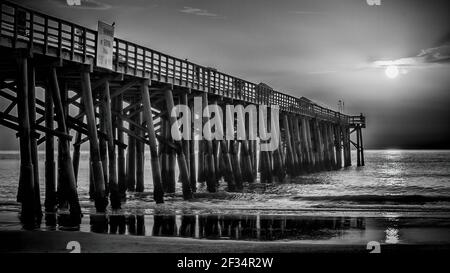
1,149,449,217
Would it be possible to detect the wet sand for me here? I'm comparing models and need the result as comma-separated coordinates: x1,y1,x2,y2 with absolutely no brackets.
1,229,450,253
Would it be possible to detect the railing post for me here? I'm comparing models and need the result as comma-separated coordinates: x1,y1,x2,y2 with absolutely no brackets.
82,28,87,62
70,26,75,60
57,21,62,57
44,17,48,54
28,12,34,56
114,40,119,71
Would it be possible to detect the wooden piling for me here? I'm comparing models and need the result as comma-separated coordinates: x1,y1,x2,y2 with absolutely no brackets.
140,79,164,203
359,126,365,166
189,98,197,192
217,102,236,191
334,124,342,169
181,92,191,184
50,67,81,220
313,119,324,171
167,120,176,193
328,124,337,169
44,85,56,212
283,115,295,177
80,69,107,212
328,124,336,169
99,100,109,194
292,117,305,174
115,94,127,200
72,105,83,181
126,103,136,191
135,111,145,192
356,125,361,167
305,118,315,171
272,143,285,183
160,118,168,191
89,156,95,200
214,140,222,182
288,116,300,176
164,88,192,199
102,80,121,209
27,60,42,217
250,140,257,178
230,140,243,190
322,123,331,170
16,54,36,226
57,81,68,208
343,126,351,167
241,139,254,183
202,93,216,192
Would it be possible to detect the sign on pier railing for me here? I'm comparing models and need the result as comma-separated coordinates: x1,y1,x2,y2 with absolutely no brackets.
96,21,114,70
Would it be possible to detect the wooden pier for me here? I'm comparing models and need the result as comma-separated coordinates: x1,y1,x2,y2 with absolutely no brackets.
0,1,365,227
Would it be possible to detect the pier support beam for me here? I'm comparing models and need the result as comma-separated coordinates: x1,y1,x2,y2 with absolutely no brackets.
300,118,313,172
328,124,337,169
27,61,41,218
50,67,81,220
44,84,56,212
126,101,136,192
16,54,37,227
99,101,108,195
230,140,243,190
80,69,107,212
160,119,169,192
203,93,216,192
57,82,68,208
293,117,304,174
115,94,127,200
356,126,361,167
164,88,192,199
343,126,351,167
288,116,300,176
334,124,342,169
72,105,83,181
102,80,121,209
359,126,365,166
181,92,191,187
189,98,197,192
216,101,235,191
283,115,295,177
140,80,164,203
135,111,145,192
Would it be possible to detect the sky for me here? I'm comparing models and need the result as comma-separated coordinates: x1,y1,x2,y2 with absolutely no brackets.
2,0,450,149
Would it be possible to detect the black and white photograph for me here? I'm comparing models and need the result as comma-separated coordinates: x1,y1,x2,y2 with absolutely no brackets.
0,0,449,265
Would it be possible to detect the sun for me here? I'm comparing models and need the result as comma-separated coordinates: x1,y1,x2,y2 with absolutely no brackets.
385,65,399,79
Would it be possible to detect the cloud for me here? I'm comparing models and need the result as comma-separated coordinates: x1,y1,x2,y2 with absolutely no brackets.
49,0,112,10
372,38,450,68
179,6,221,18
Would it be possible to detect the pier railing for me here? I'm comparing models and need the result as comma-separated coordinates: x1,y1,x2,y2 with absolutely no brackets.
0,0,352,124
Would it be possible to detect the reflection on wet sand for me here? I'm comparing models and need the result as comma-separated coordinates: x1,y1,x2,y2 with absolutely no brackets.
30,212,450,244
